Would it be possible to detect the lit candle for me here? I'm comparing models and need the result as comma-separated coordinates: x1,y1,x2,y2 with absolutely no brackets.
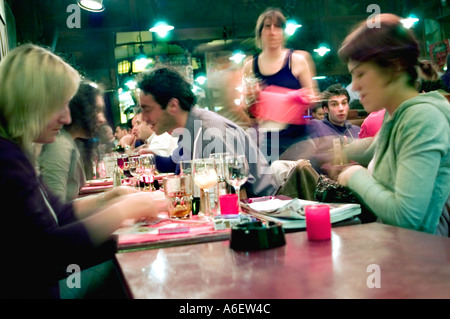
305,205,331,241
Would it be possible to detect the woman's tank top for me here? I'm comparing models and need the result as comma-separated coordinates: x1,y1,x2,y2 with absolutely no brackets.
253,49,301,90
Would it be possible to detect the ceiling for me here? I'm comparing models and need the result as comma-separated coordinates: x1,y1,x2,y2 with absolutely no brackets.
6,0,443,90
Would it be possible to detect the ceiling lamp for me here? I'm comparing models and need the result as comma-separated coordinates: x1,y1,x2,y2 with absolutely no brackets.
77,0,105,12
400,15,419,29
314,45,331,57
149,22,174,38
229,51,246,63
285,20,302,36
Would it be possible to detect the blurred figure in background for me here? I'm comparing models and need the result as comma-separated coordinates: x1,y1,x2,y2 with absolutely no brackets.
243,7,317,163
417,59,450,93
311,104,325,120
114,123,129,146
440,53,450,90
38,80,106,201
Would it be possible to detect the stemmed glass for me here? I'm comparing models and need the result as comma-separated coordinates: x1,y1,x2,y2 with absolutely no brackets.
128,155,143,190
141,154,156,191
192,158,218,220
224,155,249,212
117,154,128,176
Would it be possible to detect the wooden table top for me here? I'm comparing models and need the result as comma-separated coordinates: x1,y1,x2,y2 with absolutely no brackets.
115,222,450,299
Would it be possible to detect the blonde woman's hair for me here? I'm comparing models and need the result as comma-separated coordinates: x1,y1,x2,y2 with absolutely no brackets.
254,8,287,49
0,44,80,153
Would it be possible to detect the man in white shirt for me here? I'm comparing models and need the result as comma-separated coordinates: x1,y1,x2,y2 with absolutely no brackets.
133,112,178,156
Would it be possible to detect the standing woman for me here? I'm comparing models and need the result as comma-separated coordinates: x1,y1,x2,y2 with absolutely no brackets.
337,14,450,236
0,44,166,298
38,80,106,201
243,8,317,160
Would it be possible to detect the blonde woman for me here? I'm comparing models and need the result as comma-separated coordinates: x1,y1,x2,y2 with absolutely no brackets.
0,44,166,298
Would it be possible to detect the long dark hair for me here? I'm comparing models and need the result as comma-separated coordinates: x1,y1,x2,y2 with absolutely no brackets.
338,13,420,87
65,80,103,138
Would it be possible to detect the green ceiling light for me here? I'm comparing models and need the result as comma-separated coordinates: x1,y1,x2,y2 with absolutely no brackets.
195,75,207,85
229,51,246,63
314,44,330,57
400,15,419,29
285,20,302,36
77,0,104,12
149,22,174,38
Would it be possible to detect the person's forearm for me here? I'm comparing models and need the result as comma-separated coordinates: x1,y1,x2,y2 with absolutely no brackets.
79,203,125,247
72,193,108,220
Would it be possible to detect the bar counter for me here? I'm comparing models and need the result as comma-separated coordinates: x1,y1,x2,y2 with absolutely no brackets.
115,222,450,299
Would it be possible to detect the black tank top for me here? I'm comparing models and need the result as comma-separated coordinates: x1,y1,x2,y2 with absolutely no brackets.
253,49,302,90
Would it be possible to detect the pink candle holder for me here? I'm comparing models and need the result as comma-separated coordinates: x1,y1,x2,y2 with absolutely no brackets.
219,194,239,215
305,205,331,241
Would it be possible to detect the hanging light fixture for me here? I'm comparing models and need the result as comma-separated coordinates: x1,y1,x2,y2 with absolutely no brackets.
314,44,331,57
77,0,105,12
285,20,302,36
400,15,419,29
149,22,175,38
229,51,246,63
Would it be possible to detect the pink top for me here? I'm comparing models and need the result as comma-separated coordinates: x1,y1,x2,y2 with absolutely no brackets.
359,109,386,138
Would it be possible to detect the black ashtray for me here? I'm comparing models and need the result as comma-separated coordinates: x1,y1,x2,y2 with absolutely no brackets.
230,221,286,251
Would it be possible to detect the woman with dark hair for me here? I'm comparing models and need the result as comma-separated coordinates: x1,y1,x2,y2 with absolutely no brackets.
336,14,450,236
39,80,106,201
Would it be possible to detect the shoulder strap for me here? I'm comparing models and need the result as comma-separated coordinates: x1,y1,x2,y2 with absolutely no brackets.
287,49,294,70
253,53,260,74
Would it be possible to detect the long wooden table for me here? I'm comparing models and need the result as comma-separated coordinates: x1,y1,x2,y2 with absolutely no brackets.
114,222,450,299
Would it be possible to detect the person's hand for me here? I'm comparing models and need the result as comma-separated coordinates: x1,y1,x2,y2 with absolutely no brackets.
337,165,365,187
321,163,346,180
119,134,136,148
115,192,168,221
104,186,138,202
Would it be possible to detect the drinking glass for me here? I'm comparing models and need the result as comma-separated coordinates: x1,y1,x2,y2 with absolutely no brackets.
192,158,218,220
117,154,128,175
224,155,249,212
209,153,230,213
180,160,192,175
141,154,156,191
128,155,142,189
163,175,193,219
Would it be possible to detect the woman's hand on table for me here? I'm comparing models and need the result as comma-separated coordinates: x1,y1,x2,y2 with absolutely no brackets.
337,165,365,187
114,192,168,221
105,186,138,201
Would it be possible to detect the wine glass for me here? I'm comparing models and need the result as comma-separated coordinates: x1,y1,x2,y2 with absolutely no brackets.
128,155,142,190
117,154,128,175
192,158,218,220
141,154,156,191
224,155,249,212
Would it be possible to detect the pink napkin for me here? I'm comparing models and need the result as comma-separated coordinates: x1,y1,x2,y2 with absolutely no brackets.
117,219,229,246
252,85,312,125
